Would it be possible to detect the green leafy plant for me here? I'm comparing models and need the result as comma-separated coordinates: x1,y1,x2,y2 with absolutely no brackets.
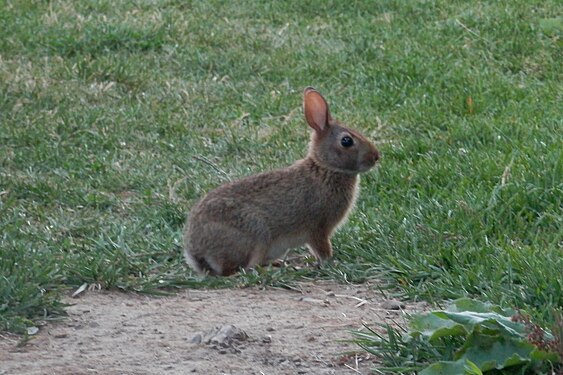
355,299,562,374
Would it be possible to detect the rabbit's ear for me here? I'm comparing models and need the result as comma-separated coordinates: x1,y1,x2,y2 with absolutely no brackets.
303,87,332,133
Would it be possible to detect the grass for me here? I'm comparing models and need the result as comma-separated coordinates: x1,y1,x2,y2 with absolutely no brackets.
0,0,561,344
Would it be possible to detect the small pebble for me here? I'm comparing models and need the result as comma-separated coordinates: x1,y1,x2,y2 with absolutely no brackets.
381,300,405,310
189,334,202,344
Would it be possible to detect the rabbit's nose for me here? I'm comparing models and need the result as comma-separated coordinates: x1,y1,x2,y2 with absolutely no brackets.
365,149,379,165
372,149,380,162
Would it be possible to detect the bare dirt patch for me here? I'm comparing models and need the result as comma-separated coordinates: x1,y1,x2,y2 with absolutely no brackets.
1,281,428,375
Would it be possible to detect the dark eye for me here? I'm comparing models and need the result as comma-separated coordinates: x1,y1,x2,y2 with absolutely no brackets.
341,136,354,148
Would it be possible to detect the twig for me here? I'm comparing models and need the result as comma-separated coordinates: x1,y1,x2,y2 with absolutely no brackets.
343,363,362,374
355,300,368,308
355,353,359,370
192,155,231,181
455,18,482,39
334,294,369,305
72,283,88,298
168,176,188,203
501,158,514,186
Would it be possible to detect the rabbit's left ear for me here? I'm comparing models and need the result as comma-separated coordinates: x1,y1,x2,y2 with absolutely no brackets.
303,87,332,134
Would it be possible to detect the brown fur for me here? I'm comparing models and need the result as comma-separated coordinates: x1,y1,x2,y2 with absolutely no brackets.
184,87,379,276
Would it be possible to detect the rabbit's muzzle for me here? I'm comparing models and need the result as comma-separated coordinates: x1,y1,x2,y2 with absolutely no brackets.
362,149,379,170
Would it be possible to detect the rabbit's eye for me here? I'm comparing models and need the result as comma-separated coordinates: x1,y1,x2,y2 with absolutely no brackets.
341,136,354,148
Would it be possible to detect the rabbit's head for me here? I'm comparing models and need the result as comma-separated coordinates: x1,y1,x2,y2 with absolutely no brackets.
304,87,379,174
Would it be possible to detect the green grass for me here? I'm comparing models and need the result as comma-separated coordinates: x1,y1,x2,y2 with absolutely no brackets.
1,0,561,341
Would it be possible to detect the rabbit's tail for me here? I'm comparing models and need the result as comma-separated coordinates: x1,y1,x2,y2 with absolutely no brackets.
184,214,211,275
184,249,208,275
184,240,218,276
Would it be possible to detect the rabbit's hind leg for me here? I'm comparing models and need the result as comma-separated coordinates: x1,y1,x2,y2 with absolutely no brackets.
194,222,265,276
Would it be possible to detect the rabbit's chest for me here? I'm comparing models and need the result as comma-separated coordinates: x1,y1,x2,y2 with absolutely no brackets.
323,177,360,227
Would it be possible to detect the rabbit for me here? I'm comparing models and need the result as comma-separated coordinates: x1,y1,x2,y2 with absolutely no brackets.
184,87,379,276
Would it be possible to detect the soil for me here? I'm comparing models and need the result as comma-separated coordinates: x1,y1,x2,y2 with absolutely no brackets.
0,280,428,375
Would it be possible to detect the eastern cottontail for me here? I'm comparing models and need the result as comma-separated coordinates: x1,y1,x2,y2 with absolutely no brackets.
184,87,379,276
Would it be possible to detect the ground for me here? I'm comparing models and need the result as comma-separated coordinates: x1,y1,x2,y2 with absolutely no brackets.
1,281,428,375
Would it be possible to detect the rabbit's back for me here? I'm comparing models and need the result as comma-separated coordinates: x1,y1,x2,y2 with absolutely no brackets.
189,158,358,239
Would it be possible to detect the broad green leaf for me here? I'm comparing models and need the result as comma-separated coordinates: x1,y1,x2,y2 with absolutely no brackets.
409,309,526,342
441,311,525,337
449,298,516,317
530,348,560,363
463,359,483,375
455,333,535,371
419,360,467,375
409,312,468,341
